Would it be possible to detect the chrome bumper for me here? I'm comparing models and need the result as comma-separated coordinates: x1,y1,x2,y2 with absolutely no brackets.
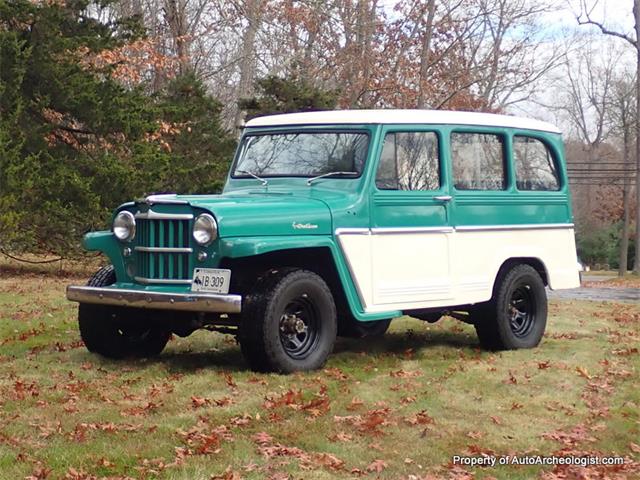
66,285,242,314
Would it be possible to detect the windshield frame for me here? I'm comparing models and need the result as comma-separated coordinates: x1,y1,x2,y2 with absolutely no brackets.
230,127,372,180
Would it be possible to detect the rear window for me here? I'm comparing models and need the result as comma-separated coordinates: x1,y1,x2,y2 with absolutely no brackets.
513,136,560,191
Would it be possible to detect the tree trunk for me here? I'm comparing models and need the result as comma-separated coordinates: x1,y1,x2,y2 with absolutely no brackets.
634,0,640,274
416,0,437,109
619,119,631,276
234,0,262,132
165,0,191,75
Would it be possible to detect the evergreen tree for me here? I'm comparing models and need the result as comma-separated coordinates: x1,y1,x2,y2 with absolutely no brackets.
0,1,235,255
239,75,339,121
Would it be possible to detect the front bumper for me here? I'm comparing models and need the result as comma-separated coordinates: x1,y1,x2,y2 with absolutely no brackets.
66,285,242,314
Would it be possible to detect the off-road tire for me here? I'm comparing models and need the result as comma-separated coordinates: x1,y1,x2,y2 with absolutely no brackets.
78,265,170,359
474,264,547,350
238,268,337,373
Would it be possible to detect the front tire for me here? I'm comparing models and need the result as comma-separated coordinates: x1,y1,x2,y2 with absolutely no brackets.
78,265,170,359
238,268,337,373
474,264,547,350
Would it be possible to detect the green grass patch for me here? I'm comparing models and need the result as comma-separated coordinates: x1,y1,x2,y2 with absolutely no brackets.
0,275,638,479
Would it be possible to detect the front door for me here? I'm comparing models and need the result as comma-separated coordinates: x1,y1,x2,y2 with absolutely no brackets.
370,128,453,308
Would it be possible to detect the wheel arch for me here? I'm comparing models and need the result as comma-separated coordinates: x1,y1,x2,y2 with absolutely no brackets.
492,257,549,294
218,244,395,322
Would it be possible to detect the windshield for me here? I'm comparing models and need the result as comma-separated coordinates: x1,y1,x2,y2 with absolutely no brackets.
233,132,369,178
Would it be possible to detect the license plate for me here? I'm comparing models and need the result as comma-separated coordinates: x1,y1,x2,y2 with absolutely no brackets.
191,268,231,294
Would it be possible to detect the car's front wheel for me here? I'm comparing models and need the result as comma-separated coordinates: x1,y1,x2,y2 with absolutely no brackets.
238,268,337,373
78,265,171,359
474,264,547,350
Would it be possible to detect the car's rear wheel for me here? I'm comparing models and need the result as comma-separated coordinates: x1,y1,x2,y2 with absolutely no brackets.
78,265,170,359
474,264,547,350
238,268,337,373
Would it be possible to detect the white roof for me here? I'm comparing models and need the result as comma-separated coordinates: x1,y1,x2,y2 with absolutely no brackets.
245,109,561,134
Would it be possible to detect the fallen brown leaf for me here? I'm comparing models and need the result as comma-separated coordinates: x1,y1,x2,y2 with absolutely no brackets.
366,459,387,473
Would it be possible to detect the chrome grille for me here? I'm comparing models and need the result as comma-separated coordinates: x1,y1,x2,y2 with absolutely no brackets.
134,211,193,284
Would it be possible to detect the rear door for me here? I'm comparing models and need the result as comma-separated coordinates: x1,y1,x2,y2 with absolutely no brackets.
370,127,453,308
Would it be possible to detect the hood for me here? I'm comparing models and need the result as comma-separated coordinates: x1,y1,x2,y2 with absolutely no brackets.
173,192,332,237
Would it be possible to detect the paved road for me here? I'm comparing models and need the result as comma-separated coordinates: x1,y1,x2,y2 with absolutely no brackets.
548,274,639,302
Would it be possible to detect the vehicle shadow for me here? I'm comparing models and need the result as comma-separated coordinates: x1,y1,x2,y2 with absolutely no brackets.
151,344,249,373
333,329,479,356
82,328,481,374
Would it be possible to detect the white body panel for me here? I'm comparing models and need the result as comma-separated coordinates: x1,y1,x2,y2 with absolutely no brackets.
246,109,561,134
371,230,453,304
337,226,580,313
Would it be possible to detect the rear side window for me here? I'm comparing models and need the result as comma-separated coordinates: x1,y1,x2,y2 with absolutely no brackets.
452,133,505,190
513,136,560,191
376,131,440,191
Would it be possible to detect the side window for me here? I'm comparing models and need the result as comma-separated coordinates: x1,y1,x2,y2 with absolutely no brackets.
452,133,505,190
513,136,560,191
375,132,440,191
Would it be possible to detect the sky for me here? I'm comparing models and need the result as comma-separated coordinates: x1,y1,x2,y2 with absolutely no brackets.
545,0,635,38
515,0,637,128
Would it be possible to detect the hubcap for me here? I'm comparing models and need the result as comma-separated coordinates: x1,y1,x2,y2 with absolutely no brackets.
279,295,319,359
508,285,535,338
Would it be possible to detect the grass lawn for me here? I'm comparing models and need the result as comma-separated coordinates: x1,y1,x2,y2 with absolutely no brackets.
0,270,638,479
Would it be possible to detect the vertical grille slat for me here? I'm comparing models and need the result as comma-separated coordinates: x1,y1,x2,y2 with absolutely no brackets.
134,215,193,284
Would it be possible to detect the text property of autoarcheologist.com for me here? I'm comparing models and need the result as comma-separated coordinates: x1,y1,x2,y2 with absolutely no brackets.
452,454,626,468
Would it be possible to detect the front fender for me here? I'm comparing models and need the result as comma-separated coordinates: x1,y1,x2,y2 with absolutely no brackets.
218,236,399,321
82,231,127,281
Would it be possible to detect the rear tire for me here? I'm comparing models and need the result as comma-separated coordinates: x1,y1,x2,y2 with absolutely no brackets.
78,265,170,359
473,264,547,350
238,268,337,373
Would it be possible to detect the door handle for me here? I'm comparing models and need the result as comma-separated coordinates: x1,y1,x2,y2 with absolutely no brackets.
434,195,452,202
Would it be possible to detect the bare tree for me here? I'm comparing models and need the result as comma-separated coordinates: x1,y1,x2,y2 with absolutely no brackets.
233,0,265,130
554,37,618,216
609,75,637,275
577,0,640,274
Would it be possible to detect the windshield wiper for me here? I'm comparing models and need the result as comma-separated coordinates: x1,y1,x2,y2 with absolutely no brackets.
306,171,358,185
236,169,268,186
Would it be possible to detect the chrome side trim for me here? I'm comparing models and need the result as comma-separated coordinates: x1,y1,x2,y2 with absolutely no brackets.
335,228,370,235
134,277,192,285
455,223,574,232
67,285,241,313
372,226,454,234
135,209,193,220
336,224,573,236
134,246,193,253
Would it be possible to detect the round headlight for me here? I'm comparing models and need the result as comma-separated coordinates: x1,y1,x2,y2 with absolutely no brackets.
113,211,136,242
193,213,217,246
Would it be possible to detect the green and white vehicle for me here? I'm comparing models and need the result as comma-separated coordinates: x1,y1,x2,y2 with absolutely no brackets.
67,109,581,372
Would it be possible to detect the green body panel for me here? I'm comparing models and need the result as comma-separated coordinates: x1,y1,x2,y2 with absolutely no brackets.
367,126,572,228
83,231,127,282
176,192,332,237
218,235,399,321
83,122,571,323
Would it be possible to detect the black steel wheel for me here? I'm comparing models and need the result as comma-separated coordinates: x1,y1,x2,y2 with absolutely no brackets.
279,296,320,358
78,265,170,359
474,264,547,350
239,268,337,373
508,285,536,338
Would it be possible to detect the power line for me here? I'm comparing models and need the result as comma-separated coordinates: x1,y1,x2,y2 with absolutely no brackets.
567,169,636,172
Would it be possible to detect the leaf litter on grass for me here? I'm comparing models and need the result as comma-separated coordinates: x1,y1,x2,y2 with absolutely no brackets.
1,274,639,479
